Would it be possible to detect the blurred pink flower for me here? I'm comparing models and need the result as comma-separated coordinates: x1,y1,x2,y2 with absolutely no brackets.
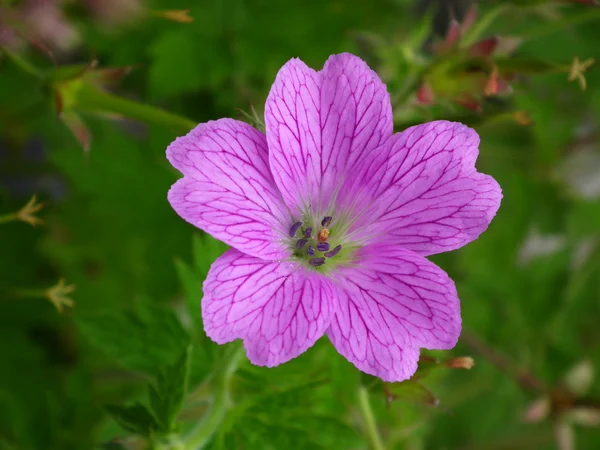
84,0,143,27
0,0,79,53
22,0,79,52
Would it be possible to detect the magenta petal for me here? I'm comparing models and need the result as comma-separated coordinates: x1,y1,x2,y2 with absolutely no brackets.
349,120,502,256
327,244,461,382
167,119,290,260
202,249,336,367
265,53,393,217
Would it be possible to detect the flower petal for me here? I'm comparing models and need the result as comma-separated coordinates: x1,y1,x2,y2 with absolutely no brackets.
265,53,393,217
202,249,336,367
348,121,502,256
167,119,290,260
327,244,461,382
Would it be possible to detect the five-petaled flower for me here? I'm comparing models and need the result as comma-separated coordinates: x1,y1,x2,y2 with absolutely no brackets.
166,53,502,382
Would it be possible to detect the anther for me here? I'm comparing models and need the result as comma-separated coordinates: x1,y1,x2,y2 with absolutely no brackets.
296,238,307,249
316,242,330,252
321,216,332,227
304,227,312,238
324,244,342,258
309,257,326,267
288,221,302,237
307,246,315,256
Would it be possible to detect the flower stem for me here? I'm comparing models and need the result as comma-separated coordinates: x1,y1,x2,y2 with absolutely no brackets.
0,213,17,225
460,329,545,393
523,7,600,42
461,4,510,48
0,46,44,79
180,344,245,450
10,288,47,298
75,84,197,134
357,385,386,450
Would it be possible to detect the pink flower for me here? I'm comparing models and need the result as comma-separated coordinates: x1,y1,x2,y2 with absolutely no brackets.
166,54,502,382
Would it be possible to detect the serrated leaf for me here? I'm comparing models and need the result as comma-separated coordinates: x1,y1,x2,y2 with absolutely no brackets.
76,299,190,375
148,346,191,433
105,403,158,436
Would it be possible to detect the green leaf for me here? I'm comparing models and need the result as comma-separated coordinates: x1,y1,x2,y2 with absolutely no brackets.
174,235,228,388
148,27,231,100
105,403,158,436
175,234,228,334
73,83,196,133
495,56,562,75
148,346,191,433
385,381,440,408
76,299,190,375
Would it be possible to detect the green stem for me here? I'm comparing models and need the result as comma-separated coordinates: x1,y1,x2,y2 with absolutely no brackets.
0,213,17,225
0,46,44,79
2,49,197,133
0,286,47,303
76,85,197,134
357,386,385,450
180,345,244,450
522,7,600,42
461,5,511,48
9,287,47,299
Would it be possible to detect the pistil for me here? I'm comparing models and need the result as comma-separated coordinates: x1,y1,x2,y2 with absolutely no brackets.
317,228,330,242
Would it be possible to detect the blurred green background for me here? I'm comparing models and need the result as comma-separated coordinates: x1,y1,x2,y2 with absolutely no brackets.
1,0,600,449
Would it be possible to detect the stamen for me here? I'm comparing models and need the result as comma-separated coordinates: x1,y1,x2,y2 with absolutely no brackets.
307,246,315,256
288,221,302,237
304,227,312,238
321,216,332,227
296,238,307,249
309,257,326,267
316,242,330,252
324,245,342,258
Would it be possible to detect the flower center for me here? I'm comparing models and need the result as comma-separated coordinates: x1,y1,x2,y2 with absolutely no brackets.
288,216,343,270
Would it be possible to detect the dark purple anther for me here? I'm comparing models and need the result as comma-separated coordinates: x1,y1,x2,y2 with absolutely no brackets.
316,242,330,252
309,257,326,267
288,221,302,237
304,226,312,238
324,245,342,258
296,238,307,249
321,216,332,227
307,246,315,256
